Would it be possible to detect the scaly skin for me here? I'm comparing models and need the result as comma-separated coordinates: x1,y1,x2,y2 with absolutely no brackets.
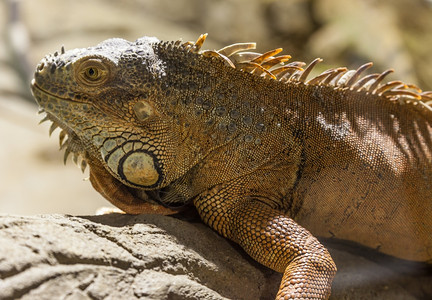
31,34,432,299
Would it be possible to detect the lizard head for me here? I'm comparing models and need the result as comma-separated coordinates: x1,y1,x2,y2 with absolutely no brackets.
31,36,197,213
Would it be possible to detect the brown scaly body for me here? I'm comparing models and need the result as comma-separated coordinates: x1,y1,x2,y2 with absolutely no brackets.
31,34,432,299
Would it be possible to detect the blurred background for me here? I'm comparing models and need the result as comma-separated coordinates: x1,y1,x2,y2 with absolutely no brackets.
1,0,431,215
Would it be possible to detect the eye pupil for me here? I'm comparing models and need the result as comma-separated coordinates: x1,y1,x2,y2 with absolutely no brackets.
86,67,98,79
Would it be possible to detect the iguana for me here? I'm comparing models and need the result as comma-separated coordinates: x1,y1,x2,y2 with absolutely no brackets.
31,33,432,299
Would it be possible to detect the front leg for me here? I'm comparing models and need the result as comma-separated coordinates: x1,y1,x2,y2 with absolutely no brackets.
194,183,336,300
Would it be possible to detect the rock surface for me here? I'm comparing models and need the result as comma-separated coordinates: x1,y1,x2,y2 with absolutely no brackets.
0,213,280,300
0,213,430,300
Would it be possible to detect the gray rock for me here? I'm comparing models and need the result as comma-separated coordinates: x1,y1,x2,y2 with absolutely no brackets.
0,213,279,300
0,213,430,299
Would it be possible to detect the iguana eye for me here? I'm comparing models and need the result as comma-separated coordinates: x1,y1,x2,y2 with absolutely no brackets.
75,58,111,87
84,67,99,80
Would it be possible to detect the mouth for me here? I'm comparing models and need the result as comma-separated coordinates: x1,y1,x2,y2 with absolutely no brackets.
31,79,78,104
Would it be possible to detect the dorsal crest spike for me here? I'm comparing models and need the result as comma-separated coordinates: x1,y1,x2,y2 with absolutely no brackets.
217,42,257,57
322,68,348,85
306,67,347,86
346,62,373,87
251,48,283,64
298,58,323,83
189,34,431,112
370,69,394,93
382,90,421,100
421,91,432,101
351,73,380,91
193,33,208,52
272,66,304,76
375,81,405,95
202,50,236,68
261,55,291,69
237,62,276,79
